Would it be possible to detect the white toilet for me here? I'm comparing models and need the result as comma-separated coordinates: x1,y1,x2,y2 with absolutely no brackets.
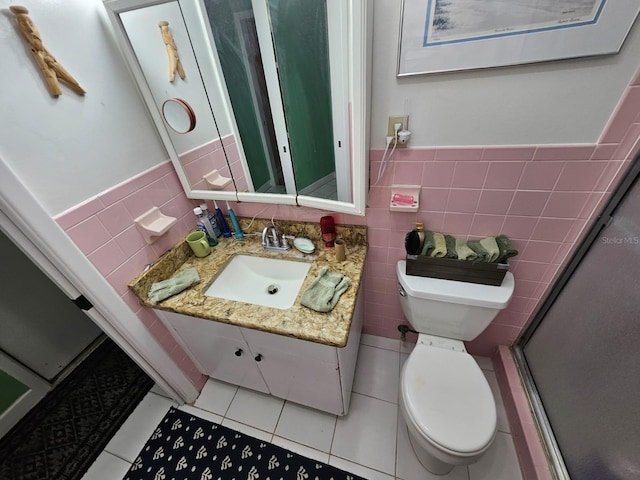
396,260,515,475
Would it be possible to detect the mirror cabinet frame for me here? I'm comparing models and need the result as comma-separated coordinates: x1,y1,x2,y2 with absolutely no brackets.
103,0,372,216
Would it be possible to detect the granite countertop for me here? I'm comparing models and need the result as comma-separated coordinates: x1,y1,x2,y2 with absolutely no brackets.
129,218,367,348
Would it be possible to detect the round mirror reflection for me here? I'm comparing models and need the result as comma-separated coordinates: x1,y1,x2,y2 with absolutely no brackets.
162,98,196,134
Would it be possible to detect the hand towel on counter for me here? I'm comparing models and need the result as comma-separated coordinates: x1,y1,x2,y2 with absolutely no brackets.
148,268,201,305
430,233,447,258
495,234,519,263
467,240,490,262
480,237,500,263
420,230,435,256
455,239,478,261
300,266,351,313
444,234,458,259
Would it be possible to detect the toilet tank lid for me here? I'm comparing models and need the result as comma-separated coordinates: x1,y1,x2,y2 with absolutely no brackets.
397,261,514,309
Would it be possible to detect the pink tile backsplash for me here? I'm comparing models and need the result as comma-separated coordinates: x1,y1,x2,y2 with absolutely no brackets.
56,161,204,388
55,197,105,231
435,147,483,161
476,190,515,215
469,214,505,238
446,188,482,213
421,162,456,187
554,161,608,191
541,192,591,218
451,161,490,188
508,191,550,217
88,240,128,276
97,202,134,237
483,161,526,190
482,146,536,162
532,145,595,161
66,216,112,255
530,218,574,243
517,162,564,190
393,161,424,185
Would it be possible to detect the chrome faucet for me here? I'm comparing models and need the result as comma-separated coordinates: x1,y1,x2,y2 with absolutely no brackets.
261,223,292,251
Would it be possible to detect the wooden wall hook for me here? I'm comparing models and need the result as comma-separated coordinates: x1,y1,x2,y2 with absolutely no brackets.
159,21,185,83
9,5,86,97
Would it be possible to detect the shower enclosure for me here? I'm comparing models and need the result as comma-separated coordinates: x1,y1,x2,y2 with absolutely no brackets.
514,157,640,479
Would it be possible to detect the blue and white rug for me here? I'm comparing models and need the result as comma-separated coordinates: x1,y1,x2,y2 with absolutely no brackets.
124,407,366,480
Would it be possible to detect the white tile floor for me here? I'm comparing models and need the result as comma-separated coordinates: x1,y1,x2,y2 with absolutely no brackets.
82,334,523,480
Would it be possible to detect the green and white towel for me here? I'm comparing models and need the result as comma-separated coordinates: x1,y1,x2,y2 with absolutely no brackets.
300,266,351,313
148,268,200,305
480,237,500,263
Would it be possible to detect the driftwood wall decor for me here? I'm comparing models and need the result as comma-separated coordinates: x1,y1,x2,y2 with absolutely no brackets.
158,21,185,82
9,5,86,97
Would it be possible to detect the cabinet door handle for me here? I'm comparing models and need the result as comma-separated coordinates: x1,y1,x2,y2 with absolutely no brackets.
254,354,263,362
235,348,243,357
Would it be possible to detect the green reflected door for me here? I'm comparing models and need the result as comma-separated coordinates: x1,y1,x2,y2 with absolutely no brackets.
0,369,28,415
268,0,336,196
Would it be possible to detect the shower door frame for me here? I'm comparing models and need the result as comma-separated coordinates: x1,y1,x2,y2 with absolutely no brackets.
512,155,640,480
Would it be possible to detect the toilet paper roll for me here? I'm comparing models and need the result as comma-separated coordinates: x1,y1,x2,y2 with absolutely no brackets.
335,239,346,261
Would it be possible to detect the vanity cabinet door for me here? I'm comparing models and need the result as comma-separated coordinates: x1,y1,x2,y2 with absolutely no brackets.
240,328,345,415
157,311,269,394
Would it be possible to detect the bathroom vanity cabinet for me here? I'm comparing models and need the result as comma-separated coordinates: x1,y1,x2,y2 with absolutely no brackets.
154,289,363,416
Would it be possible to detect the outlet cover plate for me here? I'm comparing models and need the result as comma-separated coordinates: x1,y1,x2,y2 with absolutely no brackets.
387,115,408,148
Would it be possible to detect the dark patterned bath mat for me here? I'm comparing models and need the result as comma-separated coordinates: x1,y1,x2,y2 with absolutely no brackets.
124,407,366,480
0,337,154,480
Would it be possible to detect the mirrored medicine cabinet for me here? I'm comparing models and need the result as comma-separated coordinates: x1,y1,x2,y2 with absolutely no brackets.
103,0,372,215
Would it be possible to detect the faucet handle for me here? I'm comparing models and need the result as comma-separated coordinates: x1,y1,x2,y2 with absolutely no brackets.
281,234,294,248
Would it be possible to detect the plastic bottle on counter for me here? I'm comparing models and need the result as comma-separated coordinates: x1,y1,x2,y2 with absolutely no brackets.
199,203,221,238
193,207,218,246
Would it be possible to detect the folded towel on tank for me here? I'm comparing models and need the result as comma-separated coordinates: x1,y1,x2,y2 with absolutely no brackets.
420,230,435,256
444,234,458,259
455,239,477,261
480,237,500,263
495,234,519,263
430,233,447,258
467,240,490,262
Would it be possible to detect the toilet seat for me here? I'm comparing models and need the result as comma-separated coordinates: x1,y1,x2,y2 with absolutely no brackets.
401,344,496,455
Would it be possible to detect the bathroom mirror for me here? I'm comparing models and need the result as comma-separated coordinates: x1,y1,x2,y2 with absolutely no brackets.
104,0,371,214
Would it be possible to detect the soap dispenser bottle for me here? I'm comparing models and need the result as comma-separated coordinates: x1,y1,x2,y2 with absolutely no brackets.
199,203,221,238
193,207,218,246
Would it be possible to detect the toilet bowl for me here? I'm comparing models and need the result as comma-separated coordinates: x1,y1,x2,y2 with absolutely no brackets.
400,335,497,474
396,260,514,474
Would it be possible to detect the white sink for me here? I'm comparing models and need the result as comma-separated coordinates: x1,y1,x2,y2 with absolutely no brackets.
204,254,311,309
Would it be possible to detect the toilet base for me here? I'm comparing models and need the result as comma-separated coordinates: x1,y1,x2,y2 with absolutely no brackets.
406,426,454,475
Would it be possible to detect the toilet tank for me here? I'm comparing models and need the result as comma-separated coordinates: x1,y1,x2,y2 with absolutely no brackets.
396,260,515,341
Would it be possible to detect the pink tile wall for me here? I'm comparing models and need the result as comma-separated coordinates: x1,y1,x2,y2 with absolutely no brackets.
55,161,207,390
179,135,236,192
227,76,640,355
51,67,640,407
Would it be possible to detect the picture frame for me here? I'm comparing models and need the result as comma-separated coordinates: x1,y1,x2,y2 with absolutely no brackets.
397,0,640,77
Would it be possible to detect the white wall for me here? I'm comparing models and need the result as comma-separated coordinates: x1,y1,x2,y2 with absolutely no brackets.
2,0,640,216
120,1,233,155
0,0,167,215
370,1,640,147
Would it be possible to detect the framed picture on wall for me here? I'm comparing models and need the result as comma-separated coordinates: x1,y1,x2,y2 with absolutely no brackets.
397,0,640,76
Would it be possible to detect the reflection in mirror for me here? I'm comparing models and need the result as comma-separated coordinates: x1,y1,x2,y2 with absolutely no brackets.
203,0,349,202
105,0,369,215
116,0,237,194
162,98,196,133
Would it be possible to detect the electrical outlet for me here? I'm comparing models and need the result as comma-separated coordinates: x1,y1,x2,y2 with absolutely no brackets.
387,115,409,148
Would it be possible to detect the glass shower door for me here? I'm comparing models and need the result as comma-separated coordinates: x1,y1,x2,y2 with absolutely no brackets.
520,168,640,479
